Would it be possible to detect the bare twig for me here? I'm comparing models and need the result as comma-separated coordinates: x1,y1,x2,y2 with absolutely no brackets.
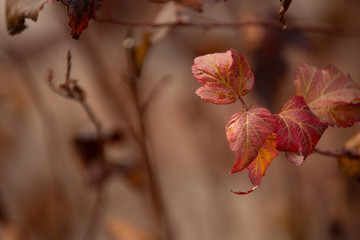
94,18,360,37
141,75,171,115
45,51,105,240
314,147,360,159
45,51,102,143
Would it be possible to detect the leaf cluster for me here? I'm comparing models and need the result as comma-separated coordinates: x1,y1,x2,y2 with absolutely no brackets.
192,48,360,194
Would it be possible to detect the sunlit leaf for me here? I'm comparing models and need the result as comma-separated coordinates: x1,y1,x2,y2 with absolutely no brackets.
246,134,278,186
294,63,360,127
6,0,49,35
275,96,328,165
226,106,276,172
192,48,254,104
56,0,103,39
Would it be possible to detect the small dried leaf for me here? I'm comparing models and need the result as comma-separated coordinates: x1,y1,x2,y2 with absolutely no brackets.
56,0,103,39
294,63,360,127
226,106,276,172
278,0,293,28
275,96,328,165
192,48,254,104
6,0,49,35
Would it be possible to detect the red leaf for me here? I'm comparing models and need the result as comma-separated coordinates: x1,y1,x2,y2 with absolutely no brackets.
56,0,103,39
294,63,360,127
6,0,49,35
226,106,276,172
192,48,254,104
246,134,278,186
275,96,328,165
231,185,258,195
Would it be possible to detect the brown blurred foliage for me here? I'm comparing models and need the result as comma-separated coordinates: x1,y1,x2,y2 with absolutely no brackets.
1,0,360,240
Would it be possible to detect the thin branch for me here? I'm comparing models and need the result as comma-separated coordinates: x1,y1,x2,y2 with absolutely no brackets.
45,54,102,143
94,18,360,37
45,51,105,240
124,37,175,240
314,147,360,159
238,96,249,111
141,75,171,115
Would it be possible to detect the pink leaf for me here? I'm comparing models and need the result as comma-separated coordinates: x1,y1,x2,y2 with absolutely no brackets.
226,106,276,172
294,63,360,127
192,48,254,104
275,96,328,165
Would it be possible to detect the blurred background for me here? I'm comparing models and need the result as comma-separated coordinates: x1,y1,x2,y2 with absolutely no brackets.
1,0,360,239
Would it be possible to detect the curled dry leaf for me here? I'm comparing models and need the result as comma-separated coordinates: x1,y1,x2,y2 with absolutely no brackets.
278,0,293,28
192,48,254,104
226,106,276,172
294,63,360,127
6,0,49,35
275,95,328,165
56,0,103,39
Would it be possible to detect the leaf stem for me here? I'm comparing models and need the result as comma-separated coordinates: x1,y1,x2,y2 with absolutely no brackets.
238,96,249,111
94,18,360,37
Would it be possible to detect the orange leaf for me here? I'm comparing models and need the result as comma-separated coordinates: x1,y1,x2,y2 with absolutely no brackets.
246,134,278,186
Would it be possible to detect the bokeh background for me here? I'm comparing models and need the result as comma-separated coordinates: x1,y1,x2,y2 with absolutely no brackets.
1,0,360,239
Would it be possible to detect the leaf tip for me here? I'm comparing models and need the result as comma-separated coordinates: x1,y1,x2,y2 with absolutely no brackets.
231,185,258,195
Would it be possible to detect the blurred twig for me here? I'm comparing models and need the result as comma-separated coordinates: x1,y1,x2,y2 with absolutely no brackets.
314,147,360,159
141,75,171,116
45,51,105,240
124,36,175,240
95,18,360,37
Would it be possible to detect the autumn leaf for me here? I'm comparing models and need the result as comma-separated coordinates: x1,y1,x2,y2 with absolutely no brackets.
192,48,254,104
275,96,328,165
294,63,360,127
56,0,103,39
226,106,276,172
232,134,278,195
246,134,278,186
6,0,49,35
